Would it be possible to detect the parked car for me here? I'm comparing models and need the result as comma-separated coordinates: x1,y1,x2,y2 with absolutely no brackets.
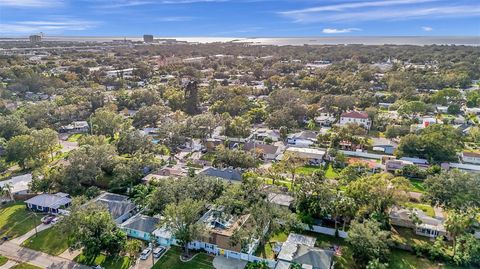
91,265,104,269
140,248,151,260
153,247,166,258
41,215,55,224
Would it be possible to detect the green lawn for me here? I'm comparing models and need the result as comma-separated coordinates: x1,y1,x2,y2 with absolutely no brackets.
22,226,70,255
152,247,214,269
389,249,464,269
0,202,42,239
409,179,426,193
67,133,83,142
200,152,216,162
74,253,132,269
403,202,435,217
296,165,321,175
255,231,288,259
10,263,43,269
0,255,7,266
325,164,339,179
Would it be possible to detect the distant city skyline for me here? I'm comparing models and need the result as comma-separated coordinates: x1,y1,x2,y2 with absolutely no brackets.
0,0,479,37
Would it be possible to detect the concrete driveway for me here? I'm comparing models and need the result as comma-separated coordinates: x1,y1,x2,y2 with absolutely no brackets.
212,256,247,269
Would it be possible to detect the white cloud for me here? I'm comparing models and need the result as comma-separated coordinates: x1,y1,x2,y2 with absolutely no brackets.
155,16,194,22
322,28,361,34
422,26,433,31
279,0,480,23
0,18,98,34
0,0,61,7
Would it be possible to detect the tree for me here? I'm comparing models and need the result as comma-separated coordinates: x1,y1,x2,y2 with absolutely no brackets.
453,233,480,266
160,199,205,257
132,105,171,128
125,239,143,260
278,152,305,188
423,170,480,211
60,202,126,260
0,114,29,140
90,109,125,137
224,116,251,138
346,219,391,268
32,128,58,161
0,183,14,202
396,124,463,163
116,130,152,155
214,145,256,169
5,134,35,169
444,210,477,256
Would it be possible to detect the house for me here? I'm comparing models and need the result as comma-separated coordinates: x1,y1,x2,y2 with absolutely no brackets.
199,167,243,182
194,206,259,255
287,131,317,147
371,137,398,155
0,173,32,196
121,214,160,242
280,147,325,165
243,142,282,161
142,167,186,182
399,157,429,166
390,207,447,238
92,192,137,224
59,121,89,133
385,159,414,172
25,192,72,214
314,113,336,127
267,192,294,208
461,151,480,165
254,128,282,142
276,233,335,269
339,111,371,130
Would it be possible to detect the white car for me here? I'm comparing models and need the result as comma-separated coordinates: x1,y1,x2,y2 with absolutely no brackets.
140,248,151,260
153,247,166,258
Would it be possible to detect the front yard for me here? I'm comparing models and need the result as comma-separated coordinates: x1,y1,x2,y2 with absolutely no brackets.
22,226,70,255
0,202,41,239
74,253,132,269
152,246,214,269
10,263,42,269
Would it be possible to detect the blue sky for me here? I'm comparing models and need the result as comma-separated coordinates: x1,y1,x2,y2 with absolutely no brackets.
0,0,479,36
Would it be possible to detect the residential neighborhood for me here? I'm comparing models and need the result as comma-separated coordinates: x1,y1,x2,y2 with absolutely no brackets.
0,37,480,269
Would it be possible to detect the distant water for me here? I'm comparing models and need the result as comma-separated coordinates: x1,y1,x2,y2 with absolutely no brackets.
1,36,479,46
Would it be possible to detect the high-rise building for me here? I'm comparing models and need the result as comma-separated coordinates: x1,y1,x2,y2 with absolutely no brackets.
29,35,42,42
143,34,154,43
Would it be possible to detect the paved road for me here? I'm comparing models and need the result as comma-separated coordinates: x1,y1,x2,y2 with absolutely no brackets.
0,241,89,269
0,260,18,269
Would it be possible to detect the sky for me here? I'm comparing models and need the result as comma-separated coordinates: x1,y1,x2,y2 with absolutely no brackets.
0,0,479,37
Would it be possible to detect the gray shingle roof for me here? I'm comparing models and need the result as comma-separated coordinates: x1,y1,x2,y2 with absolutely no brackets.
25,193,71,209
121,214,160,233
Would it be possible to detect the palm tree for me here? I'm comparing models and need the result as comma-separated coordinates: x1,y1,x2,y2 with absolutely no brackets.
0,183,14,202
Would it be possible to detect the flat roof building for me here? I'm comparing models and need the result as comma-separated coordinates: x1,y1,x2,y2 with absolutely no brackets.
143,34,154,43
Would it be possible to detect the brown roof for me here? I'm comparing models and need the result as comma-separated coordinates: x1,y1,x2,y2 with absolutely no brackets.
244,142,278,155
340,111,369,119
463,151,480,158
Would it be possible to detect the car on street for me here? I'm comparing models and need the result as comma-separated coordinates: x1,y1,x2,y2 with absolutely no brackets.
140,248,151,260
153,247,166,258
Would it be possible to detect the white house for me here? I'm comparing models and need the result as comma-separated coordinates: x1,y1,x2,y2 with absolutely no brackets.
280,147,325,165
461,151,480,165
339,111,372,130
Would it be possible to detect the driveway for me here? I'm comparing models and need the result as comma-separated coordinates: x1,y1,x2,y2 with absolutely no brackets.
0,241,89,269
212,256,247,269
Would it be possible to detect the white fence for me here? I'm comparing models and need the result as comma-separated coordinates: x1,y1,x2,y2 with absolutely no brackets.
302,223,348,239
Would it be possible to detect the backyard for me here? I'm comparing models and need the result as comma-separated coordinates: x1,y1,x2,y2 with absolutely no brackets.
74,253,132,269
152,247,214,269
0,202,41,239
22,226,70,255
255,231,288,259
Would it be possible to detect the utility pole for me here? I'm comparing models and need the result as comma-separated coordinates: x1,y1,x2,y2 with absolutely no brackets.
31,212,38,237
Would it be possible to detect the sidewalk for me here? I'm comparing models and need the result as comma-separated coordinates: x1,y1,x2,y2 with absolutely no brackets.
0,241,89,269
0,260,18,269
